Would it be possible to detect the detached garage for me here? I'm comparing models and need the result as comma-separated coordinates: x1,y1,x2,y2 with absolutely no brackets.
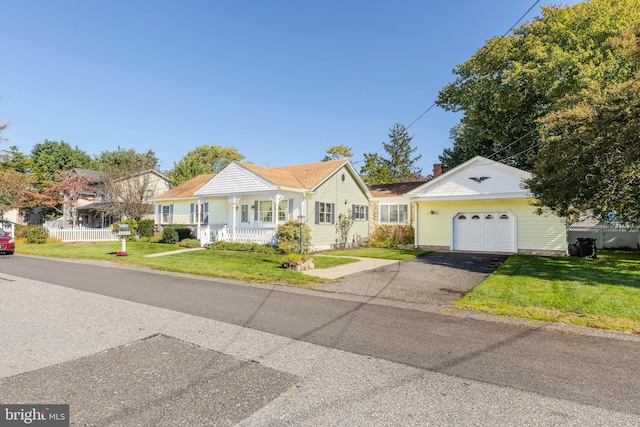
406,156,566,255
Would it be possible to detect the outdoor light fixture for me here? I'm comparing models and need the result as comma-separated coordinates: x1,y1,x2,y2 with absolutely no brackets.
297,215,306,253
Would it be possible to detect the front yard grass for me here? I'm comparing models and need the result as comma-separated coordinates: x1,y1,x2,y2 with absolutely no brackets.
320,247,430,260
457,250,640,333
16,241,359,286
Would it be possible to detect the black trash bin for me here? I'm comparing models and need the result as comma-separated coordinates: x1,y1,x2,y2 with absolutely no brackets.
575,238,597,258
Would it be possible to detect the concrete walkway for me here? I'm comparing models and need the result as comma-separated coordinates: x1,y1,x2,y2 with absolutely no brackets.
303,256,401,279
143,247,206,257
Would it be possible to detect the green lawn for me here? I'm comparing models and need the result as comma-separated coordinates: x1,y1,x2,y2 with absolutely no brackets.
319,247,430,260
15,241,359,286
457,250,640,332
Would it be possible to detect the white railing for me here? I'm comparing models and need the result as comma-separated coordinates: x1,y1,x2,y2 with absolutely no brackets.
200,225,277,246
45,226,119,242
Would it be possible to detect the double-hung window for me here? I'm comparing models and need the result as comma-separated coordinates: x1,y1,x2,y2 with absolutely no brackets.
380,204,408,224
315,202,335,224
241,205,249,223
157,204,173,224
353,205,368,221
190,203,209,224
259,201,273,223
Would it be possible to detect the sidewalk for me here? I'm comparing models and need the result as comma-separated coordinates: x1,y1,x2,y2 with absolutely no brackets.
303,256,400,279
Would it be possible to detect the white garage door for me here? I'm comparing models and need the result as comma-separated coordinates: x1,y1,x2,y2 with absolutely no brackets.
453,212,515,253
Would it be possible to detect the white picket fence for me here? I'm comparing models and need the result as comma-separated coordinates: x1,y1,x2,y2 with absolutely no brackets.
45,226,119,242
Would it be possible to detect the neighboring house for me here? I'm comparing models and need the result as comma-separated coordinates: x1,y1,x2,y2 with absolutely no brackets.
62,168,171,228
2,207,47,225
156,159,371,250
405,156,567,255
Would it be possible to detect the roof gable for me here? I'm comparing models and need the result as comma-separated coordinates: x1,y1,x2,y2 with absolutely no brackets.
195,162,279,195
406,156,531,200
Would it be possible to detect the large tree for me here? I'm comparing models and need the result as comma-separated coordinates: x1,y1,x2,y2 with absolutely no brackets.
93,147,158,172
527,70,640,225
0,170,35,218
360,123,422,184
436,0,640,170
30,140,93,183
169,145,244,186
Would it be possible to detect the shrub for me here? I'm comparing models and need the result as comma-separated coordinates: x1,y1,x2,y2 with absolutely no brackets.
138,220,154,238
207,241,279,254
161,225,192,243
276,220,311,253
162,227,179,244
370,224,414,247
22,225,49,244
335,212,354,249
179,239,201,248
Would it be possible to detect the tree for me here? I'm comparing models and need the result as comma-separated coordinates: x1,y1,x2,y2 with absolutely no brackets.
0,170,36,218
360,123,422,184
436,0,640,170
321,145,353,161
1,146,31,173
526,75,640,225
30,140,93,183
93,148,161,221
169,145,245,186
93,147,158,172
34,171,94,225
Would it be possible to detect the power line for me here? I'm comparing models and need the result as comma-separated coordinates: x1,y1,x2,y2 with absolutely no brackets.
405,0,541,131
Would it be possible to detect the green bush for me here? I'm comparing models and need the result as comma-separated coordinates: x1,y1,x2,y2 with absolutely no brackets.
276,220,311,253
207,241,279,254
162,227,179,244
370,225,414,247
160,225,192,243
22,225,49,244
179,239,201,248
138,220,154,238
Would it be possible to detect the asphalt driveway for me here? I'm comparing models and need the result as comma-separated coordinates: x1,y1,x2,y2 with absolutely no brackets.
317,251,508,307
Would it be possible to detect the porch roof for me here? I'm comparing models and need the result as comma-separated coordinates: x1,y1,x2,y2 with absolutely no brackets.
154,174,216,201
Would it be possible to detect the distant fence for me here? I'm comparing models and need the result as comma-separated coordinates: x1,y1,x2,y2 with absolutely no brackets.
45,226,119,242
567,225,640,249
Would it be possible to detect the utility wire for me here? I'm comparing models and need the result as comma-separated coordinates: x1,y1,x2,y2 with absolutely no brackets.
405,0,541,131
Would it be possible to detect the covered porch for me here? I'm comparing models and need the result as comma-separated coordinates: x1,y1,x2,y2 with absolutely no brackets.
194,192,308,246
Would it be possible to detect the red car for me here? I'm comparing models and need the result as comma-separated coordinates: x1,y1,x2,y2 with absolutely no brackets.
0,229,15,255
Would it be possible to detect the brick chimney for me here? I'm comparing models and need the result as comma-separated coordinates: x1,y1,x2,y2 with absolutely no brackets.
433,163,443,177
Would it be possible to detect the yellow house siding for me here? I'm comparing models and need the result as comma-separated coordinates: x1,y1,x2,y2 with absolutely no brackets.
203,198,227,224
308,166,369,249
416,198,566,253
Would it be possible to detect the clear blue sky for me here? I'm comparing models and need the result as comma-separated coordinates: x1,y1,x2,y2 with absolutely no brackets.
1,1,579,176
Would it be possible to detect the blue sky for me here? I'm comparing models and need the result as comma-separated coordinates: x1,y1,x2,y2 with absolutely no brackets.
1,1,579,176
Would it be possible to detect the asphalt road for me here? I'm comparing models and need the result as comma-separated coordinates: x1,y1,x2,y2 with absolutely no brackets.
2,255,640,419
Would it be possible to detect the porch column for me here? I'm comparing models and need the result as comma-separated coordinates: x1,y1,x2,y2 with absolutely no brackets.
228,195,240,241
270,193,284,226
196,196,203,241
